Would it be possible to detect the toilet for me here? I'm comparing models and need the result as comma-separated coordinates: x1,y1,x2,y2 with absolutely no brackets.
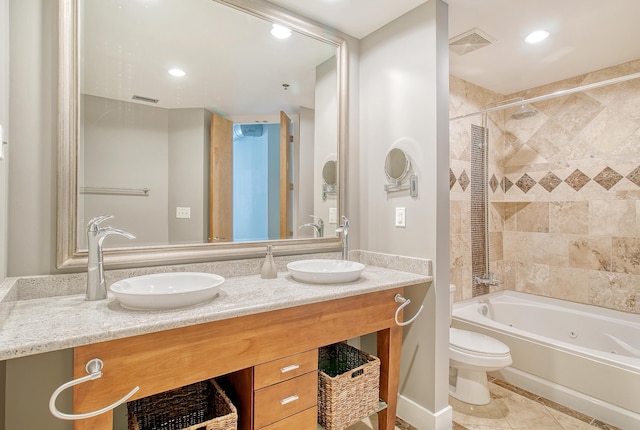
449,284,512,405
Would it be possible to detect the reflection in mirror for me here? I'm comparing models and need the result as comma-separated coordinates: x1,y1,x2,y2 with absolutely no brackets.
384,148,418,197
58,0,349,269
321,159,337,202
76,0,339,249
322,160,337,186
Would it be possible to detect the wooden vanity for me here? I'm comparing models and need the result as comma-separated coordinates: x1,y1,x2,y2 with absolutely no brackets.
73,287,404,430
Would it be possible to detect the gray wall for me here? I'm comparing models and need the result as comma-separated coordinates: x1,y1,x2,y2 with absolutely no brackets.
359,1,450,427
81,94,170,247
297,107,315,235
314,56,339,236
168,108,210,244
0,0,7,423
5,350,73,430
8,0,58,276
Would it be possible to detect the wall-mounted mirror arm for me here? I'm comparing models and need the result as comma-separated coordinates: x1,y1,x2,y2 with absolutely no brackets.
384,175,418,197
383,148,418,198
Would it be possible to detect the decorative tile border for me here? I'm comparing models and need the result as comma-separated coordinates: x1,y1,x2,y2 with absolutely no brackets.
450,165,640,194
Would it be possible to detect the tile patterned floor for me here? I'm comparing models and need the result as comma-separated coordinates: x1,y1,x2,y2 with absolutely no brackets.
347,414,413,430
348,378,621,429
450,378,622,430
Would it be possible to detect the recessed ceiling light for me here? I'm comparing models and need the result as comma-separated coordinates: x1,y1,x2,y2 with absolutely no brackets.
271,24,292,39
525,30,549,44
168,68,186,77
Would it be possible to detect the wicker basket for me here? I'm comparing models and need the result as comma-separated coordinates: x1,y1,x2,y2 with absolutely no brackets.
317,343,380,430
127,379,237,430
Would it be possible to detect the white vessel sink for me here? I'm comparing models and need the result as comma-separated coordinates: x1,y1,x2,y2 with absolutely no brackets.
286,259,365,284
109,272,225,310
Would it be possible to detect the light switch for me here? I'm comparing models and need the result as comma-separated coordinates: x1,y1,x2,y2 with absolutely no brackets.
176,207,191,219
395,207,406,228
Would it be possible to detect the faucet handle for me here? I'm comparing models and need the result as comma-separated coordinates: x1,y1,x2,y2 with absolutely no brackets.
339,216,349,229
310,215,324,226
87,215,114,231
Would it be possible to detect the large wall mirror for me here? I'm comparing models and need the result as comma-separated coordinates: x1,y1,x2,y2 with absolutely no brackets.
58,0,348,269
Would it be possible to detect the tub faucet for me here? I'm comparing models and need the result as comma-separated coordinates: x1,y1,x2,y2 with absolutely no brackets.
335,216,350,260
298,215,324,238
474,273,502,287
86,215,135,301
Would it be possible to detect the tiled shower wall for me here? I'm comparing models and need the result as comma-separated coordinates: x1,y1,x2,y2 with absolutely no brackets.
450,59,640,314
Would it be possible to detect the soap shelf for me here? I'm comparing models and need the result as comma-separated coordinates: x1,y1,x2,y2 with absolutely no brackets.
317,401,388,429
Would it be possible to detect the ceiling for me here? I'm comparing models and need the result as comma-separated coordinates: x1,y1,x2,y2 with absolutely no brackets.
83,0,640,115
270,0,640,95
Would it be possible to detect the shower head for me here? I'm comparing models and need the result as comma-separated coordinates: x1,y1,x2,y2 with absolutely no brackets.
511,104,538,120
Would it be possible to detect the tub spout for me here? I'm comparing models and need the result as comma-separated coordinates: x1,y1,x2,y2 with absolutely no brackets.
474,273,502,287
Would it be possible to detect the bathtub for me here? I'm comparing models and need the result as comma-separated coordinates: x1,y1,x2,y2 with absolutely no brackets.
452,290,640,429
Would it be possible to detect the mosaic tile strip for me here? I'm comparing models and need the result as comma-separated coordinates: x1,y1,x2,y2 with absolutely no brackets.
593,166,623,190
538,171,562,192
458,170,470,191
515,173,536,193
564,169,591,191
450,168,457,190
489,174,499,193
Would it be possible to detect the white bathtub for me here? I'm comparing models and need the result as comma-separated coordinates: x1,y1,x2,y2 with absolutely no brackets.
452,290,640,429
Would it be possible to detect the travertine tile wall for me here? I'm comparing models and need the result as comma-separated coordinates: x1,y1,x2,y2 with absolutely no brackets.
449,76,506,301
450,59,640,314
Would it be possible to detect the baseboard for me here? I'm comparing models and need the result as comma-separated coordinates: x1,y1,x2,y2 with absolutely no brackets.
397,394,453,430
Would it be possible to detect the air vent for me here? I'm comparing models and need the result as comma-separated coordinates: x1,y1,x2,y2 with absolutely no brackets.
449,28,495,56
132,95,159,104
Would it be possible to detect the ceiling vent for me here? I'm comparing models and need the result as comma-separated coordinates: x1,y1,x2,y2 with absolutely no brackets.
449,28,495,56
132,95,159,104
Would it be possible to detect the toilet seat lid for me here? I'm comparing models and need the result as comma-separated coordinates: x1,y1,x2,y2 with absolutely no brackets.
450,327,510,355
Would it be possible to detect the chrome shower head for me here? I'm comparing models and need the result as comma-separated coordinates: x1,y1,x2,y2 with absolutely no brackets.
511,104,538,120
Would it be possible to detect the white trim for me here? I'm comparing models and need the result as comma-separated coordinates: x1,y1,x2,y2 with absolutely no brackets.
397,394,453,430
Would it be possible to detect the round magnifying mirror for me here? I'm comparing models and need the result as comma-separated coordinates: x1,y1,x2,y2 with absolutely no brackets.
322,160,337,186
384,148,410,183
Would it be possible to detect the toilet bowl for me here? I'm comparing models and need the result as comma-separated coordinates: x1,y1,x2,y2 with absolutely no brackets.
449,285,512,405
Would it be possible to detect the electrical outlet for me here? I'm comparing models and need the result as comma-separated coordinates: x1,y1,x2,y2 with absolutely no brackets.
176,207,191,219
395,207,406,228
329,208,337,224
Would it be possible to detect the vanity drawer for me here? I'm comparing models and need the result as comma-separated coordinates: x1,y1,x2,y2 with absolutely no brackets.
258,406,317,430
254,371,318,429
254,349,318,390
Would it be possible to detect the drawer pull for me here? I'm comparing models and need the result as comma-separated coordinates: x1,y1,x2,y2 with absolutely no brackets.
280,395,299,405
280,364,300,373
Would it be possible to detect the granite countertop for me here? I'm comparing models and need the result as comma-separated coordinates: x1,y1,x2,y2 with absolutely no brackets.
0,255,432,361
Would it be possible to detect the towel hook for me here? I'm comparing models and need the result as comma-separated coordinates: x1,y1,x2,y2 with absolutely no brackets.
49,358,140,420
394,294,424,327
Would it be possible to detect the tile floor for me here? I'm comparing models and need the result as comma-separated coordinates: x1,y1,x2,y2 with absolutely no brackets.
450,378,621,430
348,378,621,430
347,414,412,430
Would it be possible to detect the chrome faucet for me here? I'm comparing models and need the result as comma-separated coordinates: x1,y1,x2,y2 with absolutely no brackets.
473,273,502,287
335,216,350,260
299,215,324,238
86,215,135,301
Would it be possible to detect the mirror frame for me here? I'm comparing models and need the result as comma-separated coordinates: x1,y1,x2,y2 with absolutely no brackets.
57,0,349,270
